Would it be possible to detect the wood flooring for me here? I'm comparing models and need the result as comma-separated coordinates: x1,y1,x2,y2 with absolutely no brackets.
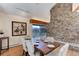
1,45,23,56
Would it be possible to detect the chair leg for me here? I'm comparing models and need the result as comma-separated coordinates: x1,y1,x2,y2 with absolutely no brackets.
23,50,25,56
23,50,30,56
26,52,30,56
34,47,44,56
40,51,44,56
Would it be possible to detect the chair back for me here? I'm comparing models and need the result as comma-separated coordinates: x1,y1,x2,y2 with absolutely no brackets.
58,43,69,56
21,38,27,52
25,40,35,56
44,37,54,43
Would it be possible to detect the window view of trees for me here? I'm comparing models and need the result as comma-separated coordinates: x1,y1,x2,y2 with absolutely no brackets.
32,25,47,39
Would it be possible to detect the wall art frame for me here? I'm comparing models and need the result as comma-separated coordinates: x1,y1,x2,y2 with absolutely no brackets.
12,21,27,36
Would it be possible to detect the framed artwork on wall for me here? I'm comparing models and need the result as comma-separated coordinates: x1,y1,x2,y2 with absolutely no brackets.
12,21,27,36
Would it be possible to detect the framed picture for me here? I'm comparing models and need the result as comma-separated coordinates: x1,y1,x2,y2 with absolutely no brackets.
12,21,27,36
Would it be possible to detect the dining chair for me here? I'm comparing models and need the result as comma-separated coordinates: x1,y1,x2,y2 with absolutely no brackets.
26,39,36,56
44,37,55,43
58,43,69,56
21,38,28,56
21,38,40,56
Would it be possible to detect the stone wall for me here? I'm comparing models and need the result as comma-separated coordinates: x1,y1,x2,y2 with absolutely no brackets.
47,3,79,44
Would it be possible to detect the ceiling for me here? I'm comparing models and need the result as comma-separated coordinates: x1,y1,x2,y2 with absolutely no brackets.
0,3,56,22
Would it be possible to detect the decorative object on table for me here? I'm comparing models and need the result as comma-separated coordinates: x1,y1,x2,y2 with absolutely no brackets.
0,32,3,35
47,44,55,48
0,30,4,34
0,30,4,37
12,21,27,36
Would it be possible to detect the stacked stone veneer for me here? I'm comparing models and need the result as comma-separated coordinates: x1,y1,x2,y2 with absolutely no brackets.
47,3,79,44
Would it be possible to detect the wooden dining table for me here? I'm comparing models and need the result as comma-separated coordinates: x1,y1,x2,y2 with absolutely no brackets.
34,41,60,55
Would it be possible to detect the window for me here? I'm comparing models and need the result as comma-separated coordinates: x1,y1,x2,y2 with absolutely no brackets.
32,24,47,42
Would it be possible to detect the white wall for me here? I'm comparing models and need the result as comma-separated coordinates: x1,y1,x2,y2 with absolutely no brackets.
0,12,32,48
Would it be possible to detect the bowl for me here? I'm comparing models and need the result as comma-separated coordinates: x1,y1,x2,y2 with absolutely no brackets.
47,44,55,48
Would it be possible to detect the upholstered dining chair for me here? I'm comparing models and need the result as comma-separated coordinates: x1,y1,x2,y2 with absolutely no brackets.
25,39,35,56
44,37,55,43
21,38,40,56
58,43,69,56
21,38,28,56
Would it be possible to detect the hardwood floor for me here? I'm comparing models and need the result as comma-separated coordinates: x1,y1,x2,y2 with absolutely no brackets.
67,49,79,56
1,45,24,56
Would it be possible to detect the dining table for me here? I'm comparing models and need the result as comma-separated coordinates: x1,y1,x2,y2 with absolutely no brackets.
34,41,60,55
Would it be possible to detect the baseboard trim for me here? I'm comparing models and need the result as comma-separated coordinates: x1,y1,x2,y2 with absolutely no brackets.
2,44,22,49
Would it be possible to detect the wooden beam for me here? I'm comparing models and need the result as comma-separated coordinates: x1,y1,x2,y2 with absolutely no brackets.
30,19,48,25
